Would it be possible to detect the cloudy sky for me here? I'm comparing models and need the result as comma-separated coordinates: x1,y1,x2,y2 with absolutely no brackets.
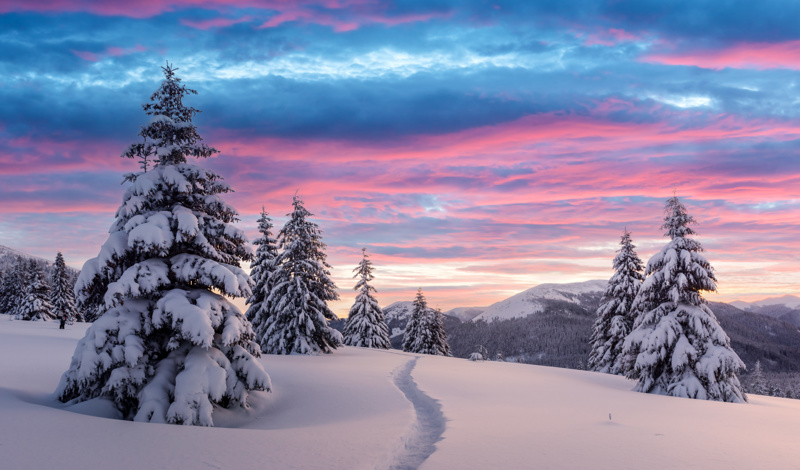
2,0,800,315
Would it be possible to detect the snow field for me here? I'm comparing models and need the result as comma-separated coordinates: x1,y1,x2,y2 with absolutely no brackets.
413,356,800,469
2,316,800,470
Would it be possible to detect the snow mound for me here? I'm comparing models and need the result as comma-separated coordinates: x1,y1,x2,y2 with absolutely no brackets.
473,279,607,322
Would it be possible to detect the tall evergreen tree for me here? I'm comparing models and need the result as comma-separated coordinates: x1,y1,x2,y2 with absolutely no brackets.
16,262,54,321
261,194,342,354
245,208,280,348
343,248,390,348
403,289,451,356
56,64,270,426
622,195,746,403
0,256,23,314
51,252,82,323
4,257,30,317
588,230,644,374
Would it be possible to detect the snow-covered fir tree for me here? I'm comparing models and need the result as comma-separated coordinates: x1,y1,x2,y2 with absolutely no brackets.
261,194,342,354
51,252,82,323
750,360,767,395
403,289,451,356
423,307,452,356
245,208,279,345
2,257,30,317
403,288,429,353
621,195,746,403
342,248,391,349
56,64,270,426
588,230,644,375
0,256,24,314
16,261,54,321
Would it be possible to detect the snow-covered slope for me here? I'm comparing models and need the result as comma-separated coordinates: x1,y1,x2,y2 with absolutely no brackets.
2,316,800,470
473,279,607,322
444,306,486,322
383,300,414,340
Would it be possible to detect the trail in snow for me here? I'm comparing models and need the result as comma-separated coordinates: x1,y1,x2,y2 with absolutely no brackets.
381,357,446,470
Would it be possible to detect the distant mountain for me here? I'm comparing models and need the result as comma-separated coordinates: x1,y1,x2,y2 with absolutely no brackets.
728,295,800,328
444,307,485,322
352,281,800,376
472,280,607,322
383,301,416,349
730,295,800,311
708,302,800,373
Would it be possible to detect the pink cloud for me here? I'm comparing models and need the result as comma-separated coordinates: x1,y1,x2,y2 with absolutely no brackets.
180,15,253,29
6,101,800,311
1,0,445,32
71,44,147,62
260,9,359,32
642,40,800,70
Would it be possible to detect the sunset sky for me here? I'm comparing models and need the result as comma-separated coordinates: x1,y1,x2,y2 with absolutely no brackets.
2,0,800,316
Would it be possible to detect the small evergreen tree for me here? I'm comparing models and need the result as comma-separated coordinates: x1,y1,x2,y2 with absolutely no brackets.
424,307,452,356
261,194,342,354
767,384,779,397
750,360,767,395
342,248,390,349
588,230,644,375
56,64,270,426
403,288,429,353
245,208,280,347
622,195,746,403
16,262,54,321
51,252,82,323
403,289,451,356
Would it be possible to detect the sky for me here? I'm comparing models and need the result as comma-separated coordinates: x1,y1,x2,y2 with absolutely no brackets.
2,0,800,316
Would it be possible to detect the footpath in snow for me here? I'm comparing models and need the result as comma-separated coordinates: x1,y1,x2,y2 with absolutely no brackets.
380,357,446,470
2,316,800,470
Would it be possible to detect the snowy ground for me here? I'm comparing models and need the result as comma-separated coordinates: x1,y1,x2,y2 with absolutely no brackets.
2,316,799,470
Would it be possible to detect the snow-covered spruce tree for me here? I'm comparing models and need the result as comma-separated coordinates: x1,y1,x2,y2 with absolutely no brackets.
588,230,644,375
51,252,82,323
621,195,746,403
342,247,390,349
427,307,452,356
16,261,54,321
403,289,451,356
0,256,23,314
56,64,270,426
403,288,429,353
245,208,279,344
261,194,342,354
1,257,28,316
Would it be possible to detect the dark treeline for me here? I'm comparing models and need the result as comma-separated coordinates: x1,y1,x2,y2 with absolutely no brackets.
445,298,599,368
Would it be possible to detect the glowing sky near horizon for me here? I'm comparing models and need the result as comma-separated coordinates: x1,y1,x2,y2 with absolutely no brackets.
2,0,800,316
